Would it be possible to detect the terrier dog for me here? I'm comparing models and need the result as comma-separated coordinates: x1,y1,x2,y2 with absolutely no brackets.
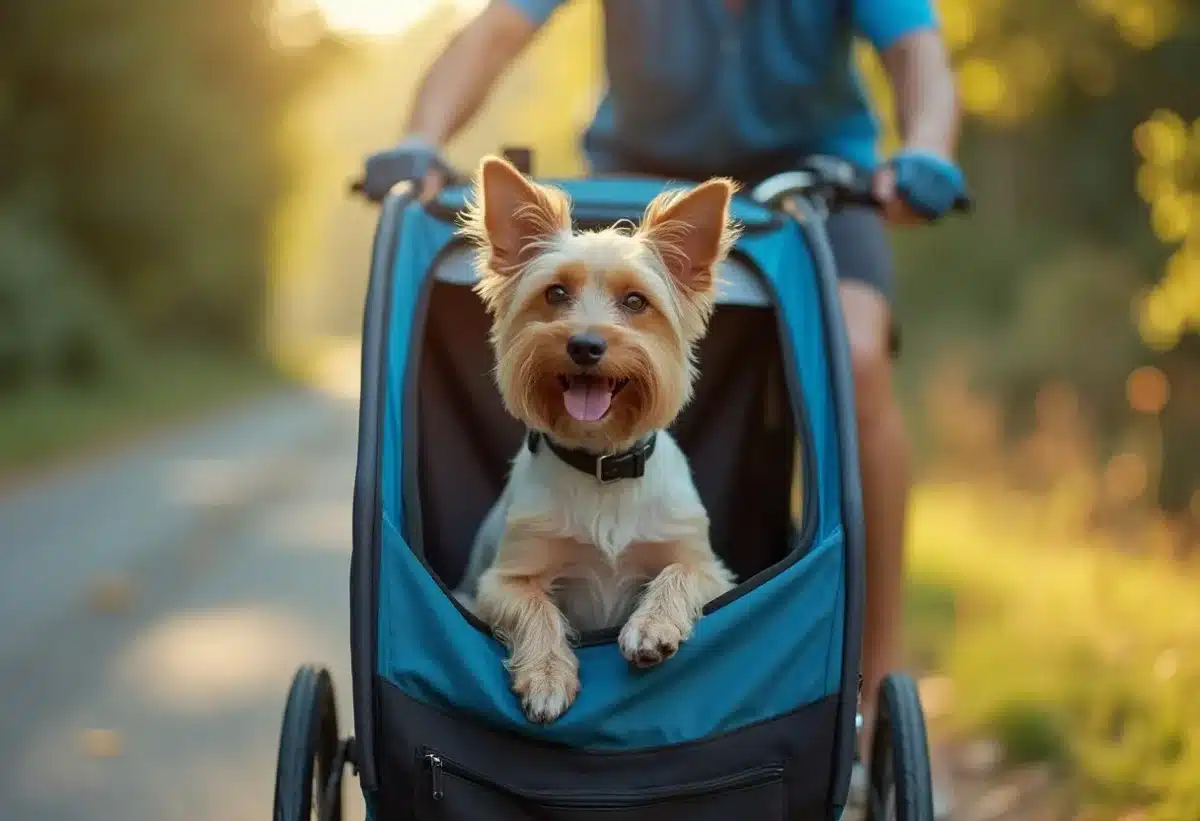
455,156,739,723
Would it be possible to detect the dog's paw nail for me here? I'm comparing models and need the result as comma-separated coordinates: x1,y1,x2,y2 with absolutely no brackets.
632,646,667,668
619,618,683,669
632,640,676,668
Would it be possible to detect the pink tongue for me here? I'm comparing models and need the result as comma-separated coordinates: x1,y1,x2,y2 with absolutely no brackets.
563,382,613,422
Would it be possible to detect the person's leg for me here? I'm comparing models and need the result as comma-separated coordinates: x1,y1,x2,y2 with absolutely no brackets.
823,209,909,755
827,209,952,821
840,281,909,751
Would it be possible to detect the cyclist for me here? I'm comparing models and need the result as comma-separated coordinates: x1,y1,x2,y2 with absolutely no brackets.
366,1,965,813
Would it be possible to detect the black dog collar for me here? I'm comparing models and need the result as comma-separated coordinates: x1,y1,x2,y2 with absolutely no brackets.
526,430,657,483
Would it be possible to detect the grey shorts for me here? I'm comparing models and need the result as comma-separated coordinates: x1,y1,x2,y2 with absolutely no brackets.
823,206,896,307
824,206,902,357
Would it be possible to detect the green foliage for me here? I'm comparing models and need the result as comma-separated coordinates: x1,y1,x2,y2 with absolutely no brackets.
908,484,1200,820
988,700,1070,766
903,576,957,672
884,0,1200,509
0,350,281,473
0,206,130,390
0,0,341,389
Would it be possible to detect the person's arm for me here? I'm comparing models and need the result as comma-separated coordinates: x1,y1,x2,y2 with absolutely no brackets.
405,0,557,146
853,0,961,222
877,29,959,159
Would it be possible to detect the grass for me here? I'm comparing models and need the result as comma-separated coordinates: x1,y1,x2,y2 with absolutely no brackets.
0,350,286,481
905,482,1200,821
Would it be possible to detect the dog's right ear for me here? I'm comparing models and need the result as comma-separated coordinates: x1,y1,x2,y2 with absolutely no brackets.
637,178,740,296
462,155,572,277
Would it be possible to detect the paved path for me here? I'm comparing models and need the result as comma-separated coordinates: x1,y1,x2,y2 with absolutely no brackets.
0,387,366,821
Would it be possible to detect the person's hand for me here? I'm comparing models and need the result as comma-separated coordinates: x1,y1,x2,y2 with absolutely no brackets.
871,163,924,226
361,136,450,203
872,149,968,226
404,136,450,204
416,163,449,204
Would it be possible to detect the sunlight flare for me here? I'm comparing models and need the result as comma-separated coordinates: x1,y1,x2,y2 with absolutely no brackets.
312,0,485,36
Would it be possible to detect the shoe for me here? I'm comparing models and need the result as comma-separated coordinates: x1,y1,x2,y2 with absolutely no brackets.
933,783,953,819
847,760,868,810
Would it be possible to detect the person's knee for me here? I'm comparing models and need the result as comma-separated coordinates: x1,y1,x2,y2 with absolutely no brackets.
839,285,898,429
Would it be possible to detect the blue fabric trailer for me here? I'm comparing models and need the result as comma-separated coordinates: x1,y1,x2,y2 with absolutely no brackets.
343,176,866,821
268,159,968,821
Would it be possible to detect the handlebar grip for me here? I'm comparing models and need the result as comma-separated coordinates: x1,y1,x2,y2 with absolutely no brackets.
351,148,468,204
834,182,882,210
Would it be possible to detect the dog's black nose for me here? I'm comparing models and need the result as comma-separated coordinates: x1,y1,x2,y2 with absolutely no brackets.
567,333,607,366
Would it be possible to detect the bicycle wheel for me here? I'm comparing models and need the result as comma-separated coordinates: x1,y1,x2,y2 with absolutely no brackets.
865,672,935,821
273,665,342,821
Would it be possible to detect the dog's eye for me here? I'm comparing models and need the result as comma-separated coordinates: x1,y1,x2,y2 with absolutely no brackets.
545,284,570,305
621,292,648,313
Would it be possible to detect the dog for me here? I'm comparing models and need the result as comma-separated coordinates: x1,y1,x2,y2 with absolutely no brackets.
454,156,739,723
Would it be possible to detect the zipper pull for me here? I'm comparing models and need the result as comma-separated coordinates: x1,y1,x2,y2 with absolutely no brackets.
426,753,444,801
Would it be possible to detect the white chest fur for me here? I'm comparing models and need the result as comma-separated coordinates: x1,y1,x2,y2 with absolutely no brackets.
461,431,711,632
525,433,707,630
510,431,705,557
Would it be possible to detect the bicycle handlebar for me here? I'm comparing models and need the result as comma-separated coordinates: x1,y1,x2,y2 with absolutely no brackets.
349,153,971,217
748,155,971,215
349,148,466,202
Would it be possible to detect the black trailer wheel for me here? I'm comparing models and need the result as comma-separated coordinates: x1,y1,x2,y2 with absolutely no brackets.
865,672,935,821
273,665,343,821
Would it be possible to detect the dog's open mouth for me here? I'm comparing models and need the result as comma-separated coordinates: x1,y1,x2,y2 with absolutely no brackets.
558,374,629,422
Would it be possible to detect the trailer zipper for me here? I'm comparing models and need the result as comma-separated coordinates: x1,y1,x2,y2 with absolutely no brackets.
422,748,784,808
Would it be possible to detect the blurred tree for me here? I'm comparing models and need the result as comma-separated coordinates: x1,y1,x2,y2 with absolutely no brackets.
0,0,342,390
852,0,1200,521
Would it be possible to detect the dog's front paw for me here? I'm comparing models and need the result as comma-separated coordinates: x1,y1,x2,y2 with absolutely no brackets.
619,613,688,669
512,657,580,723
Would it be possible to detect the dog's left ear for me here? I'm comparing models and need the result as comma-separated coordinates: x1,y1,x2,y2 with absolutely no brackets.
638,178,740,294
463,155,572,277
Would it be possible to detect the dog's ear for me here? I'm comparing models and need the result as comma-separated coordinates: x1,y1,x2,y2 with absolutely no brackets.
463,155,572,276
638,178,740,294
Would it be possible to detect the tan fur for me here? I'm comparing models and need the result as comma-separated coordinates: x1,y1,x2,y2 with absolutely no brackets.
475,532,581,724
617,539,737,668
457,156,741,723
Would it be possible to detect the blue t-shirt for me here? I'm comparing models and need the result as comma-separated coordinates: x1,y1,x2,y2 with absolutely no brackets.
508,0,938,178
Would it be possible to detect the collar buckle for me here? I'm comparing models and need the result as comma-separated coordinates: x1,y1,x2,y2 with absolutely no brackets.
595,452,615,484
